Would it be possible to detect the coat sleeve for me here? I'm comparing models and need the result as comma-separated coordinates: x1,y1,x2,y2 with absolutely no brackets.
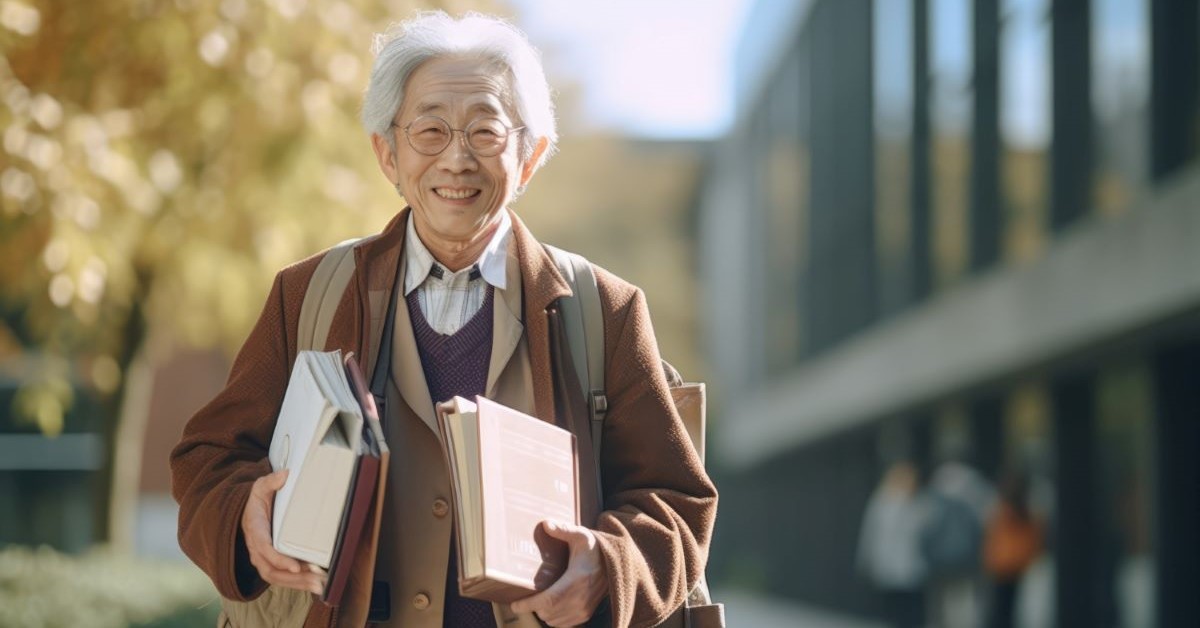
591,273,719,628
169,268,303,601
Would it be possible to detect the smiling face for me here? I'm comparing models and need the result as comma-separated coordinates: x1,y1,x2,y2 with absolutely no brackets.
372,55,542,252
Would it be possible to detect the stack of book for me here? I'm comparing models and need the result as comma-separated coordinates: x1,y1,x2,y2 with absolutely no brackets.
268,350,580,606
268,350,388,606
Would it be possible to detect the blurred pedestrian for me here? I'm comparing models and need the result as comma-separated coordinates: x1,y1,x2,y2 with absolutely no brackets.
983,472,1043,628
857,461,928,628
921,459,994,628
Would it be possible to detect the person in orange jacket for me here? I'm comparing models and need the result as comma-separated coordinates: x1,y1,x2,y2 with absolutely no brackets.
982,471,1043,628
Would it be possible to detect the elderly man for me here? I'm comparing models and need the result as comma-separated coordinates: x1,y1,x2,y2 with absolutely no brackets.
170,11,717,628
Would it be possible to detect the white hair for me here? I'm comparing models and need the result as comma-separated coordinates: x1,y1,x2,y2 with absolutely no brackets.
362,11,558,168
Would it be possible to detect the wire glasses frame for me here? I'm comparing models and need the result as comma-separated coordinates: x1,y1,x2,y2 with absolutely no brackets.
393,115,525,157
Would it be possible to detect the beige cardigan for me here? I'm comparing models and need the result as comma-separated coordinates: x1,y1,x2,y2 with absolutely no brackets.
170,208,717,627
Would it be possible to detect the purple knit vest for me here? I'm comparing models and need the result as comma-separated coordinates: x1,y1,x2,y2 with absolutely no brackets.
406,286,497,628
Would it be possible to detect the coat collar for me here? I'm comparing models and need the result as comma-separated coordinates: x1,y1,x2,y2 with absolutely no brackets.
355,207,574,429
508,207,572,316
402,209,512,296
355,207,572,307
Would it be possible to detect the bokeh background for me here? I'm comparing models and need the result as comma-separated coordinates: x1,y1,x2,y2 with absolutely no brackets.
1,0,1198,626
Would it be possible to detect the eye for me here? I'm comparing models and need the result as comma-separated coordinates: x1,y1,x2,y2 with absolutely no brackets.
410,118,449,137
468,120,506,143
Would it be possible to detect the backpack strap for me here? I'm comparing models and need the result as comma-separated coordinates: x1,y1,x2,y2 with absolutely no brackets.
543,244,606,463
298,236,398,411
298,238,361,352
295,237,401,623
545,245,722,619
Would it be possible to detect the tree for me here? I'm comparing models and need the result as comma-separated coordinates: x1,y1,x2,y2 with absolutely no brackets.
0,0,708,553
0,0,489,546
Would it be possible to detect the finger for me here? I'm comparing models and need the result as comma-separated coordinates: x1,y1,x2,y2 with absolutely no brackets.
251,469,289,499
258,546,305,575
532,583,587,627
250,554,323,591
541,520,589,549
510,588,551,615
243,512,302,575
538,606,587,628
243,477,303,575
243,512,301,574
511,570,573,615
509,596,534,615
264,468,289,491
260,568,325,594
262,559,326,588
249,469,288,500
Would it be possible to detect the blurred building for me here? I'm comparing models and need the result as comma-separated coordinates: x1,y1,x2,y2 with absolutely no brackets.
699,1,1198,627
0,356,104,552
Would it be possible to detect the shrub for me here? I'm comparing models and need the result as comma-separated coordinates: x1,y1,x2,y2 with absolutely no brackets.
0,545,220,628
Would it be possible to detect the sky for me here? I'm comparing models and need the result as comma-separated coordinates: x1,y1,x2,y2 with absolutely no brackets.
506,0,1150,144
507,0,756,139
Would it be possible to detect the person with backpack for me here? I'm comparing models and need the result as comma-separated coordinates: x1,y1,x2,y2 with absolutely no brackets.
169,12,717,628
921,458,994,628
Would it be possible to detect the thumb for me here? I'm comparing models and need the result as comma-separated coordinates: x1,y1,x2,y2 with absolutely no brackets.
265,468,289,490
541,519,586,545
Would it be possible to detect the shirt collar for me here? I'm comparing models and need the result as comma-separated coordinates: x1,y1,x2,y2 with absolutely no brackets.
403,210,511,296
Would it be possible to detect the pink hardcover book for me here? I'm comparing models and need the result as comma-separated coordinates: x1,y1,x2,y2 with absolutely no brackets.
437,396,579,603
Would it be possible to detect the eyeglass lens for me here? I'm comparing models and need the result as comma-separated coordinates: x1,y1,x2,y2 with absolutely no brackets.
405,116,511,157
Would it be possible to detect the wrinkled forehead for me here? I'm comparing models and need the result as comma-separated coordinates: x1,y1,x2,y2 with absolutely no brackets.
400,54,518,122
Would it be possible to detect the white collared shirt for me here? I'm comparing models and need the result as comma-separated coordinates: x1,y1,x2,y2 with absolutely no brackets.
404,212,510,335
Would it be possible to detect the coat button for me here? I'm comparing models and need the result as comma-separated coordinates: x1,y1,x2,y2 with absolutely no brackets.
432,498,449,518
413,592,431,610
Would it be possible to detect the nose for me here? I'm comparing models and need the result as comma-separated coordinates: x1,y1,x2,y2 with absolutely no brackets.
436,130,477,172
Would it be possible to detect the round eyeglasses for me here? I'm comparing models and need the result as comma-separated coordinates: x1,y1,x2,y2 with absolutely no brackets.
395,115,524,157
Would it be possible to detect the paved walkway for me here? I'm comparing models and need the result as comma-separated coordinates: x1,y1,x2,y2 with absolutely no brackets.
713,589,885,628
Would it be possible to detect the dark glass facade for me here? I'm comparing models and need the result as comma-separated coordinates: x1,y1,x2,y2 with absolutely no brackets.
701,1,1200,625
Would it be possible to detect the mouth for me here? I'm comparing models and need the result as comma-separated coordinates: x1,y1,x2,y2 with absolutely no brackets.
433,187,481,201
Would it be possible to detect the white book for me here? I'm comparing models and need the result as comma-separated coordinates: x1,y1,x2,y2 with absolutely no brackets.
268,350,365,568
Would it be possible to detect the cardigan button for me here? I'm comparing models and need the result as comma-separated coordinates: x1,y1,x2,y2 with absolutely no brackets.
432,498,449,518
413,592,431,610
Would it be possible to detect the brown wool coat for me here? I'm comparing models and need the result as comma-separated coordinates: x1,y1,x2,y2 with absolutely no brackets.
170,208,718,628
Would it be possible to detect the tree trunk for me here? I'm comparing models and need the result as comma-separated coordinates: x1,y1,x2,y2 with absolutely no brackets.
95,268,153,549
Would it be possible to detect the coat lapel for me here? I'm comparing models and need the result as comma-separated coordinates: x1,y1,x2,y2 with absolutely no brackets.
486,240,525,397
508,210,572,423
390,245,440,435
352,208,438,434
361,208,573,434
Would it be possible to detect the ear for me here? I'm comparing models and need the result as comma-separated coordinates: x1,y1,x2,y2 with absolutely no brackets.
519,137,549,186
371,133,399,184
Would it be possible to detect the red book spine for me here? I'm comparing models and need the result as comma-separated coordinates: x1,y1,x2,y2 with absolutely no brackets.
323,353,382,606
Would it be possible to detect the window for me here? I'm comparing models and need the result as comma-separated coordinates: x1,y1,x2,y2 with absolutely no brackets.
874,0,914,315
930,0,972,290
763,48,808,368
1000,0,1051,264
1096,361,1156,627
1091,0,1150,216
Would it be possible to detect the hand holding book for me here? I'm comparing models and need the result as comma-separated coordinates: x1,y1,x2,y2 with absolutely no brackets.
509,519,609,626
239,468,327,595
259,350,389,606
436,396,582,603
